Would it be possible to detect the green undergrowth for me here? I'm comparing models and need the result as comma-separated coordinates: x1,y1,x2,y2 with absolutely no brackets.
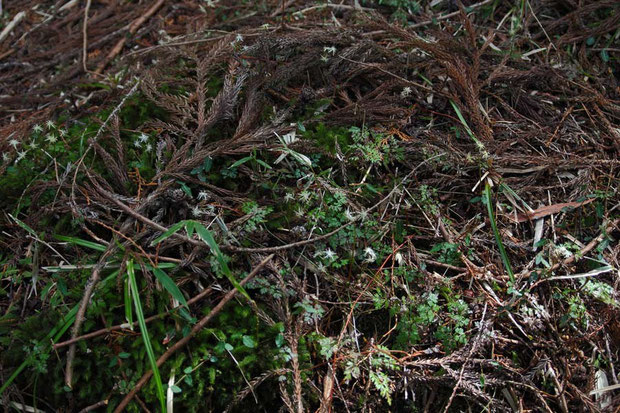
1,81,617,411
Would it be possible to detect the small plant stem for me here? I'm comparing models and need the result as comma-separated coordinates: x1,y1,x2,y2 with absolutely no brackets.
484,182,515,283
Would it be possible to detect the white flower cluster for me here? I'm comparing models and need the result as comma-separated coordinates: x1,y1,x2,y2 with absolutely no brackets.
363,247,377,263
133,132,154,153
315,248,337,261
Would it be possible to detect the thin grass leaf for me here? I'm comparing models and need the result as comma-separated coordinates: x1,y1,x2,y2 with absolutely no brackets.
484,182,515,283
152,267,188,307
229,156,253,169
255,158,272,169
151,263,177,270
124,279,134,330
127,259,166,412
55,234,107,252
449,100,485,149
185,220,195,239
8,214,37,237
192,221,251,301
499,183,533,212
151,220,186,246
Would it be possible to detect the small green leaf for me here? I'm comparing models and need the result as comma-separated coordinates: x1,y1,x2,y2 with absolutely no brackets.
201,157,213,172
229,156,253,169
177,181,193,197
118,352,131,359
242,335,256,348
224,343,234,352
170,385,182,393
600,49,609,63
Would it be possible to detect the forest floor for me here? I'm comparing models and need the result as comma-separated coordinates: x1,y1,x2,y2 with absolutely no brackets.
0,1,619,412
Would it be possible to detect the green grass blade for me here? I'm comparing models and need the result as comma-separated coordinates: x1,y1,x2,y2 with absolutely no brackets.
127,259,166,412
8,214,38,237
151,267,188,307
449,100,486,154
150,220,186,246
54,234,107,252
193,221,251,301
229,156,253,169
124,278,133,329
484,182,515,283
185,220,195,239
499,182,533,212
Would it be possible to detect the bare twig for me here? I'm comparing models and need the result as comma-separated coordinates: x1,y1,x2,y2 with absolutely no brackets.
82,0,92,72
0,11,26,43
94,0,165,74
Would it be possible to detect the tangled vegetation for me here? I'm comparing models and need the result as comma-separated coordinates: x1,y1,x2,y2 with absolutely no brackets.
0,0,619,412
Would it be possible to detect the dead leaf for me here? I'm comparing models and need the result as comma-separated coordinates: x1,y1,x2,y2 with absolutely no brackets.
511,198,596,223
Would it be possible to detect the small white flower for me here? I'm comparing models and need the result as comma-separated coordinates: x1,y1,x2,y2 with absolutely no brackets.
344,208,355,221
197,190,209,201
138,133,149,143
2,153,10,162
395,252,404,266
145,143,153,152
134,139,142,148
363,247,377,263
9,139,19,148
191,206,204,217
401,86,412,98
295,207,305,218
317,248,337,261
284,192,294,203
45,134,58,144
28,141,38,149
555,245,572,259
235,34,243,43
316,262,326,273
323,46,336,55
15,150,27,162
298,191,311,203
45,120,55,129
358,209,368,221
32,124,43,133
59,128,68,137
320,55,329,63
